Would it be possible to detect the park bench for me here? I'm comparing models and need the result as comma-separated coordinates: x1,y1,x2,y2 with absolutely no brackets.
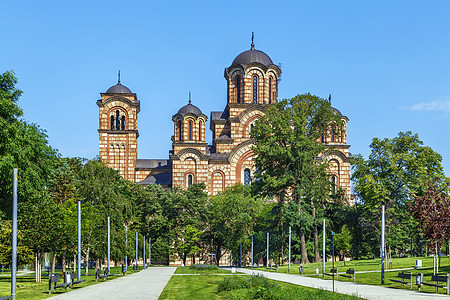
389,271,412,289
340,268,356,282
0,296,12,300
48,273,70,294
419,273,449,294
95,269,112,281
68,271,86,287
324,268,339,279
132,265,142,272
267,264,278,271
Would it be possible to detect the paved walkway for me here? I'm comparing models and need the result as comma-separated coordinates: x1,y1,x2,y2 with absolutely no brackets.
237,268,448,300
49,267,176,300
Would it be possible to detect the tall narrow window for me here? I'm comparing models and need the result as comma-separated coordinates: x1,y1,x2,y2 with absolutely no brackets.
269,77,272,104
236,76,241,103
321,134,326,143
178,121,182,141
121,115,125,130
188,121,193,140
331,125,335,142
244,168,251,185
110,115,115,130
331,175,337,195
252,76,258,103
199,121,203,141
250,124,254,133
187,174,193,187
115,110,120,130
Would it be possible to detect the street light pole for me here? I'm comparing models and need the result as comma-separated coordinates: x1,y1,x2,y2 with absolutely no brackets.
323,219,325,278
266,232,269,267
125,225,127,270
107,217,110,273
240,238,242,268
78,200,81,281
251,236,253,268
135,232,138,268
12,168,18,300
143,236,146,269
149,238,151,266
381,205,385,284
288,226,291,273
332,231,335,293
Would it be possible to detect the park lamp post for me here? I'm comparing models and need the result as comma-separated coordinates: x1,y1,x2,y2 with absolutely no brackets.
135,231,138,268
332,231,335,293
149,238,151,266
381,205,385,284
239,238,242,268
323,219,326,278
125,225,127,271
251,236,253,268
107,217,110,273
77,199,81,282
288,226,291,273
11,168,18,300
266,232,269,268
143,236,146,269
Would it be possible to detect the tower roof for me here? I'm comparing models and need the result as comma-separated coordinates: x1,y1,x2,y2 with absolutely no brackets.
106,83,132,94
105,71,133,94
177,102,203,117
231,33,274,67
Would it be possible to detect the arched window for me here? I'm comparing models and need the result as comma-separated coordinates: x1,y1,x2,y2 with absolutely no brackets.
321,135,326,143
269,77,272,104
199,121,203,141
252,75,258,103
177,121,182,141
331,125,335,142
110,115,115,130
187,173,194,187
188,121,193,140
236,76,241,104
244,168,251,185
121,115,126,130
330,175,337,195
250,123,254,133
115,110,120,130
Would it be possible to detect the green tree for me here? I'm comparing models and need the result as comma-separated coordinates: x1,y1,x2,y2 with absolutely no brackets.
251,94,342,264
334,224,352,266
352,132,449,256
0,71,58,217
206,184,263,265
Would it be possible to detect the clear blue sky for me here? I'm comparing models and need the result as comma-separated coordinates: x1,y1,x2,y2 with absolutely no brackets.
2,1,450,176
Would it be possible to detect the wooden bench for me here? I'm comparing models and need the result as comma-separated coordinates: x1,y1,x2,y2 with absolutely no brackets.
0,296,12,300
419,273,449,294
48,273,70,294
324,268,338,279
267,264,278,271
68,271,86,287
340,268,356,282
132,265,141,272
389,271,412,289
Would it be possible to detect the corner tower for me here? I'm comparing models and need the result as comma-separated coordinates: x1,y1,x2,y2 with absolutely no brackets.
97,75,140,181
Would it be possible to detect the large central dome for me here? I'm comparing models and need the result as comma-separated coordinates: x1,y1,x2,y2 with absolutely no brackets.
232,48,273,67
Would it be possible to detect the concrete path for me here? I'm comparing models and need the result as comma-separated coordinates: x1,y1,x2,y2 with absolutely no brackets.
237,268,449,300
49,267,176,300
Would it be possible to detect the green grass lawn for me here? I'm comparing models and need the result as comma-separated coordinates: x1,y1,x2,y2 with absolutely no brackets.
255,256,450,296
273,256,436,275
0,265,142,299
159,273,362,299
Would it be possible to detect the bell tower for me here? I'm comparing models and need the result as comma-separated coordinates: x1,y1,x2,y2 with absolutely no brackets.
97,73,140,181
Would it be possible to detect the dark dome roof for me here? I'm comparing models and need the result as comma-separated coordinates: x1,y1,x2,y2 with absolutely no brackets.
232,49,273,68
106,83,132,94
331,107,342,117
177,102,203,116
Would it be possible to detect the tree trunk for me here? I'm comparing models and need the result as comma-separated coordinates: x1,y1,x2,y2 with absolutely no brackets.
300,231,310,264
312,204,320,263
85,248,90,276
51,251,57,274
35,252,40,282
343,252,346,266
62,250,66,274
95,258,99,273
192,254,195,265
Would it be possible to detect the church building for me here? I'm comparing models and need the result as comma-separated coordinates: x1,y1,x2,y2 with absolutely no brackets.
97,39,352,201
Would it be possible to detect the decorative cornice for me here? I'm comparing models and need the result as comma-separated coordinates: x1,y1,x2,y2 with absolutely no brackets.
320,149,351,163
228,139,255,163
97,96,140,111
171,148,209,161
